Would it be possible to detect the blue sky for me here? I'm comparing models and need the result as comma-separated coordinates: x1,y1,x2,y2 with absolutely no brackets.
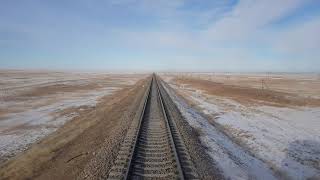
0,0,320,72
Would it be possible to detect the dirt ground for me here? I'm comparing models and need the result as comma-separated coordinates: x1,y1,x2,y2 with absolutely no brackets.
170,73,320,97
0,70,146,164
169,73,320,107
161,73,320,179
0,76,150,180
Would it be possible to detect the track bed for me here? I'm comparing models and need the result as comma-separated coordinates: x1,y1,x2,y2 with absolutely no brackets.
108,76,197,179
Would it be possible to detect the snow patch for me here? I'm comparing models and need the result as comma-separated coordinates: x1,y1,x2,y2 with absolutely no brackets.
167,82,320,179
162,83,277,180
0,87,118,162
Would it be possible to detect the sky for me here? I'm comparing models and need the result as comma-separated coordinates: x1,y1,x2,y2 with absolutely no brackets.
0,0,320,72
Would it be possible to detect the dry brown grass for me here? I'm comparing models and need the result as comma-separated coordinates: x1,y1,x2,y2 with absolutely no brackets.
174,78,320,107
0,77,149,180
0,109,8,119
2,81,105,102
21,83,102,97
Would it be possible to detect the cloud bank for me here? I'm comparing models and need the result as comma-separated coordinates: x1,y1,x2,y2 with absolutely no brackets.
0,0,319,71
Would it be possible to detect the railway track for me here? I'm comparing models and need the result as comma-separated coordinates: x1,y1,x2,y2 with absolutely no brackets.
107,75,198,179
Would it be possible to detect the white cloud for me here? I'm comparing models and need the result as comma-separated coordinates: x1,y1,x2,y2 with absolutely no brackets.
273,18,320,54
1,0,319,71
205,0,306,41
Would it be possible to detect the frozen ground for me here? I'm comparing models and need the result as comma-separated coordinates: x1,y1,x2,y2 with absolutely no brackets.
162,72,320,98
0,70,145,163
161,74,320,180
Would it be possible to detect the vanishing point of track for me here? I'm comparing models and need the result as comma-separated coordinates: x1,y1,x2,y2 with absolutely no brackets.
108,75,198,179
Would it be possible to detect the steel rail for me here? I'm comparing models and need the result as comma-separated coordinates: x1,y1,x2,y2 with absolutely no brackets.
155,75,185,180
124,78,153,180
108,75,194,179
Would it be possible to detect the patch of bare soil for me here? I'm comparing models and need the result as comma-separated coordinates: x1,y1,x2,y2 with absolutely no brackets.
0,109,8,120
2,82,105,102
0,123,45,136
0,109,23,122
175,78,320,107
0,77,150,180
22,83,102,96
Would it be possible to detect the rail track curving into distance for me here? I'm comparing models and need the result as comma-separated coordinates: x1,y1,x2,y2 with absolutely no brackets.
107,75,198,179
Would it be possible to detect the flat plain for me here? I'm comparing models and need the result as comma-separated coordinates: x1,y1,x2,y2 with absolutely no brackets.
0,70,146,164
1,71,320,180
160,72,320,179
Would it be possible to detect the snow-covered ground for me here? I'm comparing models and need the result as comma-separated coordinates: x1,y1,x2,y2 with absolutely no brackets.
0,71,145,163
162,79,320,180
0,87,117,161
